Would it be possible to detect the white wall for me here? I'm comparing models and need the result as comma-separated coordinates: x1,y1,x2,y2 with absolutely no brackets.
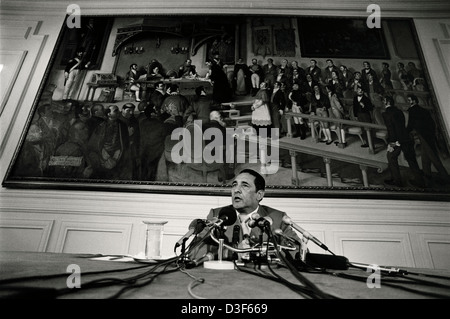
0,0,449,270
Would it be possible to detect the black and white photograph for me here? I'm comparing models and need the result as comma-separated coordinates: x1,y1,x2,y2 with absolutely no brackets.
0,0,449,303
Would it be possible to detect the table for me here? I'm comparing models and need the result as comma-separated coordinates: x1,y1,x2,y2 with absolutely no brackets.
85,82,119,102
1,251,449,301
137,78,212,97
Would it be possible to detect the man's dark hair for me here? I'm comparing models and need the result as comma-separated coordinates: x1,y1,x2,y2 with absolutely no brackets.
238,169,265,191
407,94,419,104
122,102,136,110
384,95,395,107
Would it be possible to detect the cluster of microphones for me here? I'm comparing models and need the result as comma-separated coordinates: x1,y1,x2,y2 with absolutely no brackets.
175,207,410,275
176,206,354,270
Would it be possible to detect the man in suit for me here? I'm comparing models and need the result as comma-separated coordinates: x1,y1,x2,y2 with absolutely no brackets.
406,94,450,187
382,96,424,188
188,169,303,263
269,81,286,136
352,87,373,148
178,58,197,78
149,81,167,118
184,86,212,123
305,59,322,84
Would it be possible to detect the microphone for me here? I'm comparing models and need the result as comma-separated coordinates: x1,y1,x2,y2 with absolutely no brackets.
349,262,408,275
248,216,273,229
282,215,329,251
274,228,300,245
232,225,241,246
217,206,237,227
247,212,272,228
175,219,206,248
185,252,215,269
305,253,349,270
246,212,260,228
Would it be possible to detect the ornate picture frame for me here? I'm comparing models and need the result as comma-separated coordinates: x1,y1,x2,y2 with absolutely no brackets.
2,14,450,201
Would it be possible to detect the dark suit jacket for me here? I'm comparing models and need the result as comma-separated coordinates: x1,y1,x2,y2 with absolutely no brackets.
306,66,322,83
407,104,436,146
382,106,411,144
188,204,301,261
352,95,373,122
270,89,286,112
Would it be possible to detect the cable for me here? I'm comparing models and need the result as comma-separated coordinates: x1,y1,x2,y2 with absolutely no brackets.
51,256,180,298
0,261,151,285
330,271,450,298
187,278,206,300
234,262,315,298
106,263,180,299
270,230,334,299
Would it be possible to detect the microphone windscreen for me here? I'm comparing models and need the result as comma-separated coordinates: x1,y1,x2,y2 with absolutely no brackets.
282,215,292,225
188,219,200,229
218,206,237,226
194,219,206,233
305,253,349,270
274,229,283,235
264,216,273,226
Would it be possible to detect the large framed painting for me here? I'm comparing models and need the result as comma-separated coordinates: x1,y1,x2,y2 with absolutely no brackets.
3,14,450,201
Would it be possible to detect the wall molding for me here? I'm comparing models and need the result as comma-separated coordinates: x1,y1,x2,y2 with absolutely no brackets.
54,220,133,254
0,218,54,251
1,1,450,18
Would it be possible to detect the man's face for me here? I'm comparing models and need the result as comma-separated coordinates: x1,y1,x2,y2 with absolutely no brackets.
121,107,134,119
107,106,119,121
364,62,370,69
231,173,263,213
407,97,416,106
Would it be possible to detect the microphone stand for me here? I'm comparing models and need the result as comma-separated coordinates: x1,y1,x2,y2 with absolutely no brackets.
203,225,235,270
252,223,271,270
180,240,188,263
